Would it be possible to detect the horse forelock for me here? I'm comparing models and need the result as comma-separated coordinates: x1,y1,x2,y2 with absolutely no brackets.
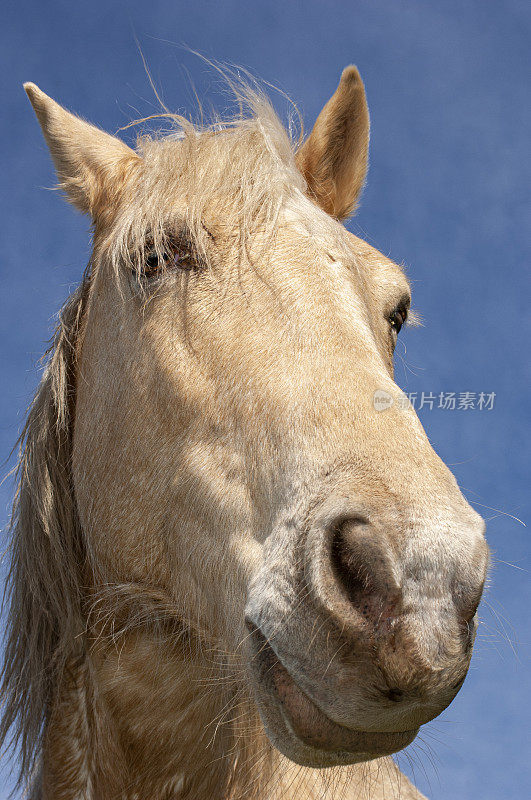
97,85,344,286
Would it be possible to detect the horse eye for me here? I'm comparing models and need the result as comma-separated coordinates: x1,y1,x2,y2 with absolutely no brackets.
389,307,407,334
141,240,198,279
145,250,167,273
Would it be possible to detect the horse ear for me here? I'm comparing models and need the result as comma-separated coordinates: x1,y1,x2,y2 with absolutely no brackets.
24,83,139,218
296,66,370,220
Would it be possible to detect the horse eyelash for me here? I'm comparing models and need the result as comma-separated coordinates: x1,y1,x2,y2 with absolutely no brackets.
405,308,423,327
131,227,203,281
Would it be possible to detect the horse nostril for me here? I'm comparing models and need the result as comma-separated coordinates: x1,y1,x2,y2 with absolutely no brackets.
330,518,401,627
330,520,372,618
454,579,484,631
384,687,404,703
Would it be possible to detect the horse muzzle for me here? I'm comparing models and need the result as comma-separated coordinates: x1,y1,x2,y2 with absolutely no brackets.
244,494,489,767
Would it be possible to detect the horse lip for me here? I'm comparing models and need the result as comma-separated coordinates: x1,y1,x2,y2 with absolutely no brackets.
246,620,418,756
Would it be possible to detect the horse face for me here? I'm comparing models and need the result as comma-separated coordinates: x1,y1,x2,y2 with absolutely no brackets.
26,69,488,769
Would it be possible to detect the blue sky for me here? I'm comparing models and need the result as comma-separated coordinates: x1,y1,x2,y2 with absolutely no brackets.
1,1,529,797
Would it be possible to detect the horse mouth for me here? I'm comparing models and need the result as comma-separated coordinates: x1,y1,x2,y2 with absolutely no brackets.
246,622,418,761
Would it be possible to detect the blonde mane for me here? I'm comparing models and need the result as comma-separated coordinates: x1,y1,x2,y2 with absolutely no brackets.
1,281,89,784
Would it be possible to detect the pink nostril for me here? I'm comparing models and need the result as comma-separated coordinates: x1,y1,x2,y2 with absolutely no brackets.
330,518,401,627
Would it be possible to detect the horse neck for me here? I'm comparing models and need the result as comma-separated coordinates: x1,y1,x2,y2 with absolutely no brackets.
39,613,282,799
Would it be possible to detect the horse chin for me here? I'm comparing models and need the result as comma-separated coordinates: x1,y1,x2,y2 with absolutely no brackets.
246,622,419,768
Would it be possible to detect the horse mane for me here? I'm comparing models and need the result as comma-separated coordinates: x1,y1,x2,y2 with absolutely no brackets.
1,279,90,786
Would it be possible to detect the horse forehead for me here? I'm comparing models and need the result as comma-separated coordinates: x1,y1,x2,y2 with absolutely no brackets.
278,204,408,290
280,194,344,238
345,232,409,281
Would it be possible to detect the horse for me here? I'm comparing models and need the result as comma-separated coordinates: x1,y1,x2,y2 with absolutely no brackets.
1,66,488,799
